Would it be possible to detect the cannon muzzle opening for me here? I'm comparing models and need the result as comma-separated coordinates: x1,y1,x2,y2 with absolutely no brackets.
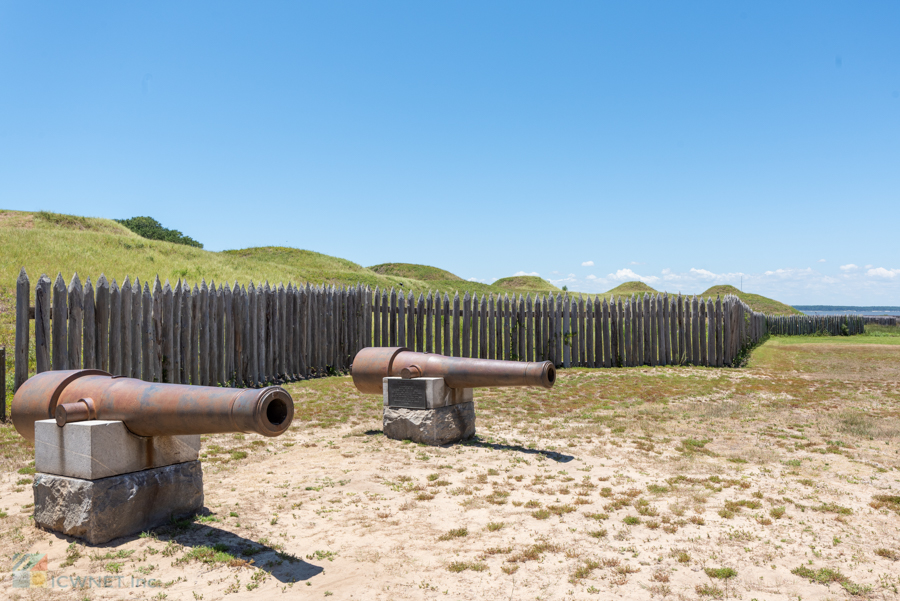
351,347,557,394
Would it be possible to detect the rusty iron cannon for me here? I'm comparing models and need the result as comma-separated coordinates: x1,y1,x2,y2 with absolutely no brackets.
12,369,294,443
351,347,556,394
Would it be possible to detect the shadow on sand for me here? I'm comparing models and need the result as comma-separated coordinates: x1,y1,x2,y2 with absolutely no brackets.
364,429,574,462
44,513,324,584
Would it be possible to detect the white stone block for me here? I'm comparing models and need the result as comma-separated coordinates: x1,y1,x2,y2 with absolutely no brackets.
382,377,473,409
34,420,200,480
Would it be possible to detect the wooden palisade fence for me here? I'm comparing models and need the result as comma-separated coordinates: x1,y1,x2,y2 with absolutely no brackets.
11,269,866,392
862,316,898,326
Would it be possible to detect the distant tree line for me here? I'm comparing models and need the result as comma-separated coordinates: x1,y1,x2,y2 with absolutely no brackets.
115,216,203,248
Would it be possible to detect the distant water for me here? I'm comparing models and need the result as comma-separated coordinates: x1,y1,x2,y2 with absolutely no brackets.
794,306,900,317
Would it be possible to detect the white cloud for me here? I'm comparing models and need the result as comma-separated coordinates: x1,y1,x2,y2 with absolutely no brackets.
608,268,659,284
586,275,597,280
689,268,718,280
867,267,900,279
817,259,826,263
630,261,646,266
581,260,594,267
467,277,485,283
865,264,873,269
661,268,671,274
839,264,858,271
763,267,814,278
513,271,539,277
568,273,575,277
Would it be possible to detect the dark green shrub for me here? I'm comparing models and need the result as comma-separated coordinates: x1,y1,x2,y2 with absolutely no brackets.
115,216,203,248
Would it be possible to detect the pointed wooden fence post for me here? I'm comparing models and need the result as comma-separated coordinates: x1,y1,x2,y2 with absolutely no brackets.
141,281,151,381
67,274,83,370
35,274,51,374
14,269,30,391
452,292,461,358
83,278,95,370
52,274,68,370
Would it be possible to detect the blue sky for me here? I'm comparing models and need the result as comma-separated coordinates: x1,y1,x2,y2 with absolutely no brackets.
1,2,898,304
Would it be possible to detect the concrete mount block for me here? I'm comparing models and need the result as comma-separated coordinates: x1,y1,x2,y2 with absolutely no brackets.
35,419,200,480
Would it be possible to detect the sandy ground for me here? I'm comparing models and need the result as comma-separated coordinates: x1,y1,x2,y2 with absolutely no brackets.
1,339,900,600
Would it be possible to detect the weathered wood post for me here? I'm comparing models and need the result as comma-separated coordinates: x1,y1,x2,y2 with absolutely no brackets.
584,296,593,367
170,280,179,383
488,293,496,360
425,291,433,353
152,277,163,382
122,277,133,377
161,280,173,382
110,278,121,375
141,281,152,381
602,298,611,368
547,294,557,365
398,290,407,354
442,292,451,356
562,293,570,368
462,291,470,358
15,269,30,391
67,273,83,370
372,287,381,348
199,280,209,385
181,284,193,385
52,274,68,371
83,278,95,370
389,288,397,347
607,297,616,367
131,278,142,378
434,289,443,355
632,295,640,365
722,298,731,366
452,292,460,358
651,293,658,365
519,296,527,363
217,284,226,384
715,296,723,367
706,298,715,367
35,274,51,374
225,283,234,384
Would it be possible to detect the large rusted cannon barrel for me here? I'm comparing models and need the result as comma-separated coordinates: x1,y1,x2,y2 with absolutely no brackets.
351,347,556,395
12,370,293,443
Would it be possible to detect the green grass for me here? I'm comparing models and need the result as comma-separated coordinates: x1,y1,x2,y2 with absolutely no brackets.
491,275,560,293
702,285,802,316
369,263,465,282
791,565,871,595
175,544,239,566
602,281,658,296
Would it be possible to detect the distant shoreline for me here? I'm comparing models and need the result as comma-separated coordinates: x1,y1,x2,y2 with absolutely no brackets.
794,305,900,316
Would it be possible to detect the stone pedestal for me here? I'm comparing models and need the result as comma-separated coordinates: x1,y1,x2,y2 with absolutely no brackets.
382,377,475,445
34,461,203,544
32,420,204,544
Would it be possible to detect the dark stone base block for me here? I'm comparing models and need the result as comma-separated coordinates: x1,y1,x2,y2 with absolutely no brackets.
383,402,476,446
34,461,204,544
